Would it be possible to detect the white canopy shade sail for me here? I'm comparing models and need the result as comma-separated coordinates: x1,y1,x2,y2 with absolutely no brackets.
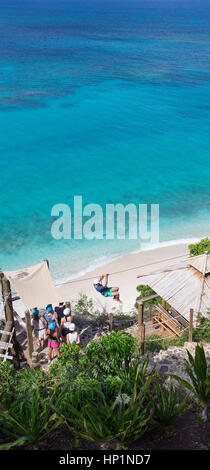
5,261,63,310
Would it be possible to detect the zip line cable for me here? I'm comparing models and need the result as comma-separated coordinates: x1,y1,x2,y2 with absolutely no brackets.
56,252,188,286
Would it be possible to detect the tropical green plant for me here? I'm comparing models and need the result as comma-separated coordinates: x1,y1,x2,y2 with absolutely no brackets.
102,376,123,400
0,360,14,399
49,342,82,386
55,380,151,448
51,342,80,368
117,356,156,399
53,375,103,411
53,356,154,448
73,294,100,317
1,368,51,411
173,345,210,422
192,314,210,342
110,308,138,322
0,390,61,449
135,285,160,310
80,331,138,378
172,314,210,345
150,378,191,437
188,237,210,257
144,334,168,353
200,443,210,450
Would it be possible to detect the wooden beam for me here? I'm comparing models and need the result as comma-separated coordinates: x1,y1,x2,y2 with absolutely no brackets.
0,271,4,302
154,305,183,337
25,310,34,359
197,251,208,313
148,304,152,321
1,277,14,323
137,294,159,303
189,309,194,343
161,298,166,309
138,301,144,326
140,324,145,355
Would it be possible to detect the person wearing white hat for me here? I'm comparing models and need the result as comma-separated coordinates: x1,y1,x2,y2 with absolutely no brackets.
60,306,74,343
63,307,71,318
66,323,80,346
93,274,122,303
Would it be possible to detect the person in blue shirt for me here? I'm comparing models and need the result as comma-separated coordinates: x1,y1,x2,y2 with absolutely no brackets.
44,304,55,325
93,274,122,303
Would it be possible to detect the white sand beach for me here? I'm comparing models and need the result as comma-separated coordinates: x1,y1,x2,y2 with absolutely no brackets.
13,241,192,318
58,241,190,314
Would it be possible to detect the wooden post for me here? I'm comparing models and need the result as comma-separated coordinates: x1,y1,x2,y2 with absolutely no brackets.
0,271,4,302
162,298,166,309
1,277,14,323
138,301,144,326
109,313,113,331
137,301,145,354
25,310,34,359
148,304,152,321
189,308,194,342
0,273,20,369
140,324,145,355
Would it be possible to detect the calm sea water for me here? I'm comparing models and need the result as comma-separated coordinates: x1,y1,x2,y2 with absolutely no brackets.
0,0,210,280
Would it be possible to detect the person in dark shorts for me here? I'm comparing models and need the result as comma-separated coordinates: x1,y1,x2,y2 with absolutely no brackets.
93,274,122,303
54,302,66,326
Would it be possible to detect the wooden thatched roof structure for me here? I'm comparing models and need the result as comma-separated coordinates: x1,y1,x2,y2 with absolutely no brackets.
137,252,210,321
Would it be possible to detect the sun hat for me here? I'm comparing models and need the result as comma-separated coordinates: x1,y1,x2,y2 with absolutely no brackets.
32,308,39,316
64,307,71,317
49,322,56,331
93,278,100,285
69,323,75,331
46,305,53,313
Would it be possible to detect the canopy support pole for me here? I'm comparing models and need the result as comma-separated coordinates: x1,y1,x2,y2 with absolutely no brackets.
0,272,20,369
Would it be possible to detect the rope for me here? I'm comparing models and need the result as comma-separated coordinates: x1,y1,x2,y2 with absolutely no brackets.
56,252,188,286
144,329,189,343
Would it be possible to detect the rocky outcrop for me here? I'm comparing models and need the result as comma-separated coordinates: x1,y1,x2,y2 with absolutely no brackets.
140,342,210,383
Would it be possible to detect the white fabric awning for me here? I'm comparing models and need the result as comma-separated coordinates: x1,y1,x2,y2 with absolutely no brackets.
5,261,63,310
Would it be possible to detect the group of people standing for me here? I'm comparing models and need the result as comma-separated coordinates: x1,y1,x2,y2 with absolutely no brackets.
31,301,80,364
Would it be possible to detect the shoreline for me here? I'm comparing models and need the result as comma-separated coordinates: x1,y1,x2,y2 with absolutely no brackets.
54,236,202,287
58,240,191,315
12,237,202,318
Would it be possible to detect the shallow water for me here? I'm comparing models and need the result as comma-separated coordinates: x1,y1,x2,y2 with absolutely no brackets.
0,0,210,279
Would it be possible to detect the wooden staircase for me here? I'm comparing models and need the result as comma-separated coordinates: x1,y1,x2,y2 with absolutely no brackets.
153,304,188,338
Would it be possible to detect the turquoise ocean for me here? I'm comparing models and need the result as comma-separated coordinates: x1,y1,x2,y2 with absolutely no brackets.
0,0,210,281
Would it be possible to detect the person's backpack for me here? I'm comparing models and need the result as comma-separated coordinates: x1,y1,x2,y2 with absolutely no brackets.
44,312,54,325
